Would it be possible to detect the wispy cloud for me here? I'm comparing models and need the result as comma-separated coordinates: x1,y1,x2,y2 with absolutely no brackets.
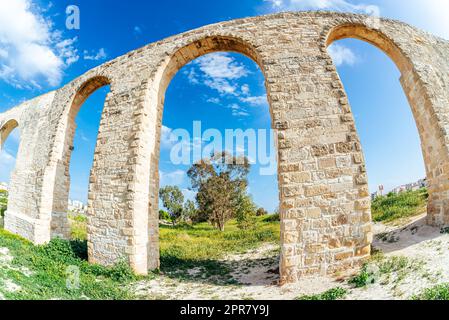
185,52,249,96
84,48,107,61
328,43,358,66
239,95,268,106
160,125,175,149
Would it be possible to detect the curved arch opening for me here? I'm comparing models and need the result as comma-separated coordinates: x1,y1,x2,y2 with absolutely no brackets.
326,26,431,229
150,38,281,286
51,76,111,240
0,120,20,227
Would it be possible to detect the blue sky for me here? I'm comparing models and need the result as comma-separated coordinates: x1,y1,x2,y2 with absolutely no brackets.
0,0,448,211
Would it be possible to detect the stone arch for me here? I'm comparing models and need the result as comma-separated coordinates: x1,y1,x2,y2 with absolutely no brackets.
325,23,449,226
142,35,278,274
0,119,19,150
48,75,112,240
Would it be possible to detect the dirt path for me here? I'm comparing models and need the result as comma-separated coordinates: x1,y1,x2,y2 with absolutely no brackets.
134,214,449,300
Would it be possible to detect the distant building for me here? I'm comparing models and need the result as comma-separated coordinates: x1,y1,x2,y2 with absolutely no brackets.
372,178,427,199
68,199,87,214
391,178,427,195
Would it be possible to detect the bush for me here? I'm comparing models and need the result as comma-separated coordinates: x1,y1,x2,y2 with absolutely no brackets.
159,210,171,221
256,208,268,217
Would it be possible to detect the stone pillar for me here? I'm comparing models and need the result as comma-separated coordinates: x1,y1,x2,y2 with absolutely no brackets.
401,69,449,226
88,83,152,275
272,48,372,284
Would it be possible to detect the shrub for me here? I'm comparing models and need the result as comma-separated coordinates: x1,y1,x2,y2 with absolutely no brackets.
256,208,268,217
236,194,257,230
159,210,171,221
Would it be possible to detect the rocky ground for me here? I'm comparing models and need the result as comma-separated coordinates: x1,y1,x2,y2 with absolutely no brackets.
133,213,449,300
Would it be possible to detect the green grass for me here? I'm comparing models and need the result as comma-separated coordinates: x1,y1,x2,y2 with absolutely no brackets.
413,284,449,300
372,188,428,223
349,253,424,288
0,214,279,299
68,212,87,240
295,287,348,300
159,217,280,283
0,229,141,300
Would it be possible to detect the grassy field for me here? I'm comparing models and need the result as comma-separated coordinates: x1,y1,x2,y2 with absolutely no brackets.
371,188,428,223
0,229,139,300
0,215,280,299
2,188,448,300
159,217,280,282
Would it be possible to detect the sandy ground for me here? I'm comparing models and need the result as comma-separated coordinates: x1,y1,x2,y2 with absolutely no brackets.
134,214,449,300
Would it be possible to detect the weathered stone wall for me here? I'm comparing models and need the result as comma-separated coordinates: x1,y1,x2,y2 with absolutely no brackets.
0,11,448,284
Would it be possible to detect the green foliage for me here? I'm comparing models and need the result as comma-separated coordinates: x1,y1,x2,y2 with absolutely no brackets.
68,213,87,240
159,186,185,225
159,209,171,221
236,193,257,230
256,207,268,217
349,265,375,288
296,287,348,300
413,284,449,300
187,152,250,231
372,188,428,223
183,200,198,222
263,214,280,222
349,254,424,288
0,229,140,300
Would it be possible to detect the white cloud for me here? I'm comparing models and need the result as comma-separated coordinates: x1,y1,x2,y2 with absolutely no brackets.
0,0,79,88
184,68,199,84
239,95,268,106
160,125,175,149
206,97,220,104
159,169,186,186
185,52,249,96
228,104,250,117
328,43,357,66
241,84,250,95
195,53,248,80
204,78,238,95
84,48,107,61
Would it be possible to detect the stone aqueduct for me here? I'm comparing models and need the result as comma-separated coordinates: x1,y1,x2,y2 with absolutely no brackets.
0,11,448,284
